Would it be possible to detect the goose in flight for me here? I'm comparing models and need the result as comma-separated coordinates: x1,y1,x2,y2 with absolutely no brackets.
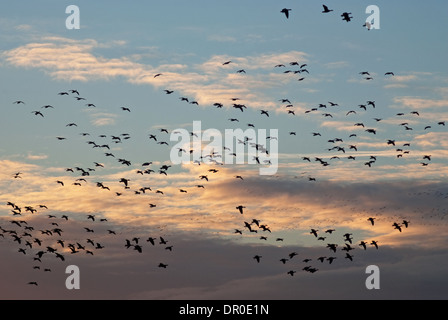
31,111,44,117
260,110,269,117
288,252,298,259
341,12,353,22
392,222,402,232
367,101,376,108
253,255,262,263
359,241,367,250
236,205,245,214
367,217,376,226
281,8,291,19
322,5,333,13
55,253,65,261
146,237,156,245
327,243,338,252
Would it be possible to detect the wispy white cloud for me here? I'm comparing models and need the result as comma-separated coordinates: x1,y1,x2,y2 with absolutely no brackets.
2,38,310,112
26,153,48,160
393,96,448,110
88,112,118,127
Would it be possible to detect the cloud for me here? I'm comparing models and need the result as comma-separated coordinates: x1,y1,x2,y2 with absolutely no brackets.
26,153,48,160
1,149,448,300
207,34,237,42
324,61,349,69
2,38,149,82
1,37,309,112
393,96,448,110
14,24,33,31
413,132,448,149
90,114,118,127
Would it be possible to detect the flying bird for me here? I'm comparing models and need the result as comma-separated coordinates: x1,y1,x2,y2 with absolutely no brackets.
31,111,44,117
281,8,292,19
341,12,353,22
322,5,333,13
236,205,245,214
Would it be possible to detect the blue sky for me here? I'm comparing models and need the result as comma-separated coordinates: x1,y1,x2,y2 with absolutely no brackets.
1,1,448,300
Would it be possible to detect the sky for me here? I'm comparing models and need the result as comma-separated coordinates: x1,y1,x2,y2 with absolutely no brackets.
0,1,448,301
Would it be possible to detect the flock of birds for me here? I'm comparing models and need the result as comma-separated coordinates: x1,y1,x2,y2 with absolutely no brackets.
235,201,413,276
281,5,372,29
2,199,175,286
1,4,441,290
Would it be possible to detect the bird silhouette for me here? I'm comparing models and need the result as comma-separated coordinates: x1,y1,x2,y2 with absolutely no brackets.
236,205,245,214
322,5,333,13
281,8,291,19
393,222,402,232
341,12,353,22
